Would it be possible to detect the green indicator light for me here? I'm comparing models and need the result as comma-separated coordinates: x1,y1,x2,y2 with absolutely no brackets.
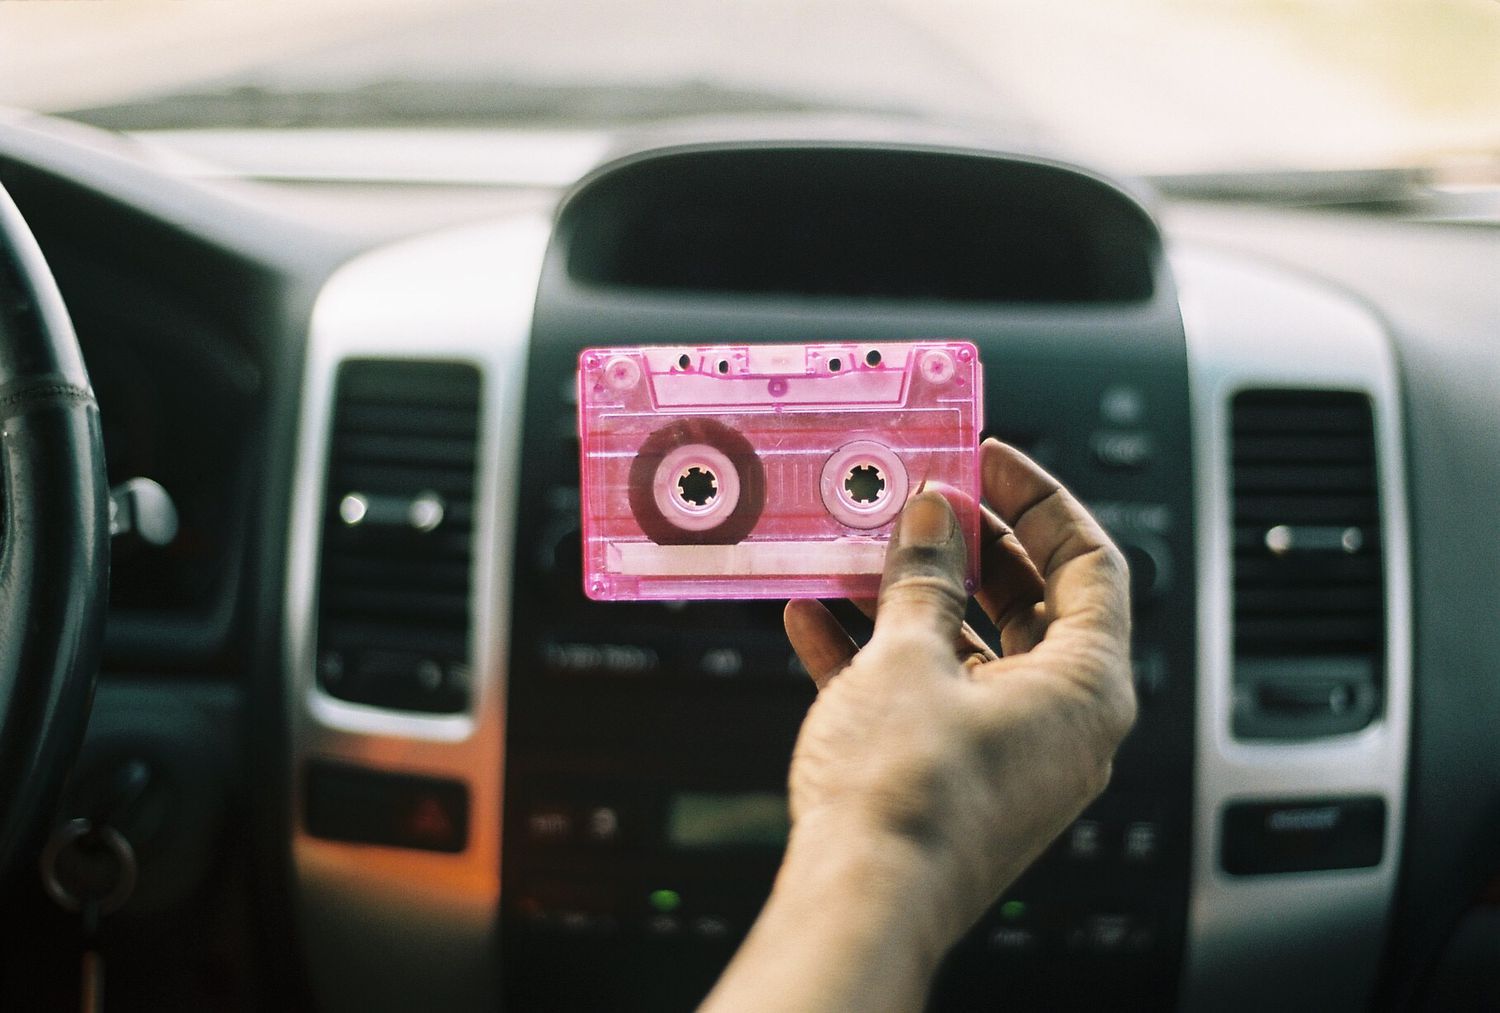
649,889,682,913
1000,900,1027,921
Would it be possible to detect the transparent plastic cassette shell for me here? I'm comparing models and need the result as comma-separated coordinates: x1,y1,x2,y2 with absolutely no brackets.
578,341,983,601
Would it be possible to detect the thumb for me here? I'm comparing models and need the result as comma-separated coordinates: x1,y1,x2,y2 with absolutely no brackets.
872,490,969,650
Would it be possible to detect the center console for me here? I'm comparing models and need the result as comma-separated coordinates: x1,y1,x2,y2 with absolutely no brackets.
502,144,1198,1011
286,138,1410,1013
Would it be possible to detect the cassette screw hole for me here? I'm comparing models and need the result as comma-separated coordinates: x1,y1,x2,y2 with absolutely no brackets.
865,349,881,366
717,359,730,374
844,464,886,505
829,357,842,372
677,466,718,508
678,353,691,369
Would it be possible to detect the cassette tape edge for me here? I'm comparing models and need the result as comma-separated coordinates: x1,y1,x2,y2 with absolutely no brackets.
577,340,982,602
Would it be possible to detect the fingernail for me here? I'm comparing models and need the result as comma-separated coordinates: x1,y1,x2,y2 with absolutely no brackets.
899,492,953,548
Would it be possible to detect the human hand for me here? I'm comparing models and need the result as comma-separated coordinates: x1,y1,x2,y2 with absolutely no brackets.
702,439,1135,1013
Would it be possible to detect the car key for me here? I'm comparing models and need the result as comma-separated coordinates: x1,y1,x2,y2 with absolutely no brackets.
39,818,138,1013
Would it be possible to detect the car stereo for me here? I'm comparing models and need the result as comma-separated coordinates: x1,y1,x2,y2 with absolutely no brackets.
502,145,1196,1011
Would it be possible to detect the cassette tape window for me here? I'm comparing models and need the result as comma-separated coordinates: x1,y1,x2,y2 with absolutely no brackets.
577,340,983,601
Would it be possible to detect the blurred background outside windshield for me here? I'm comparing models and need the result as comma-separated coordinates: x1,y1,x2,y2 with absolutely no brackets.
2,0,1498,177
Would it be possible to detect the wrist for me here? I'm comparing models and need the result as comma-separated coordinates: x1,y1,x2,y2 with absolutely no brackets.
702,818,963,1013
775,814,968,962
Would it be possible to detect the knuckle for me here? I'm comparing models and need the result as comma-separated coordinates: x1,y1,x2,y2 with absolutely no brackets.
1081,755,1116,802
1085,661,1138,749
1099,540,1130,589
1104,541,1130,588
1097,691,1137,758
1052,658,1136,773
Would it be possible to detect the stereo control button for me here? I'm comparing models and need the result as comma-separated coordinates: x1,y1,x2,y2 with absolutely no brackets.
1132,651,1169,701
584,806,620,843
557,910,605,935
701,647,744,678
692,916,732,940
986,925,1040,953
1067,820,1104,861
1067,913,1154,954
1119,538,1172,599
524,806,573,843
1123,821,1161,864
1099,386,1146,426
1091,430,1154,470
544,641,659,677
644,914,682,937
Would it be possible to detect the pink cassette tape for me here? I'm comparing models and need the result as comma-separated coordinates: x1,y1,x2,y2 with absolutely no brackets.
577,340,983,601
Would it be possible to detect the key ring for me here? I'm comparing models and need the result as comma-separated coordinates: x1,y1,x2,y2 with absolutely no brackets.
39,818,137,916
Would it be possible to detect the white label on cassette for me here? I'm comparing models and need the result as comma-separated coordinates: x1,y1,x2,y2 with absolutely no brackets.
608,540,889,577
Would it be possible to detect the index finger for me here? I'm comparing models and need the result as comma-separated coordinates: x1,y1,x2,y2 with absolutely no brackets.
979,439,1130,664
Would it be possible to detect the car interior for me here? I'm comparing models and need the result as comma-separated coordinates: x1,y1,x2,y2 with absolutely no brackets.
0,2,1498,1010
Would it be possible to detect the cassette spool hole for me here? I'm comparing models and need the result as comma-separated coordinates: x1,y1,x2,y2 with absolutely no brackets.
676,466,719,508
844,464,887,504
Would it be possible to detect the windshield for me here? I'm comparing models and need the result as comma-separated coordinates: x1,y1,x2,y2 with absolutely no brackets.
3,0,1498,176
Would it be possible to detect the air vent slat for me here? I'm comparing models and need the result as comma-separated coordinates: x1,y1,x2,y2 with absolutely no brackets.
1230,389,1385,739
323,556,472,591
1231,464,1375,494
1235,614,1382,644
319,621,467,657
315,359,482,715
1232,495,1380,524
332,433,480,468
1232,434,1373,463
338,404,481,437
336,366,482,407
331,463,476,498
1235,585,1383,613
1233,403,1372,434
1232,554,1380,583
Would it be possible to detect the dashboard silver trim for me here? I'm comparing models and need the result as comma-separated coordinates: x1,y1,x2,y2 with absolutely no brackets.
1174,245,1412,1011
283,214,552,1012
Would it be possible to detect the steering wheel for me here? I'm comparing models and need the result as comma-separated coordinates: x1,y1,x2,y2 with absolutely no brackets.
0,181,109,881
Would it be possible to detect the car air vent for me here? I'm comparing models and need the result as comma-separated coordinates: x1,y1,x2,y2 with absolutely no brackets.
314,359,482,714
1230,390,1384,739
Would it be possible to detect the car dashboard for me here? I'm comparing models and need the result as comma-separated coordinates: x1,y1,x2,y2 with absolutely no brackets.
1,110,1496,1012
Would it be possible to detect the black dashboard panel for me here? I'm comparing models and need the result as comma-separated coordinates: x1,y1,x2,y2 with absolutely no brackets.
5,112,1488,1012
504,145,1198,1010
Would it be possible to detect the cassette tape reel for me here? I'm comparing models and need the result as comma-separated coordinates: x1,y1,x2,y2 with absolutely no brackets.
577,341,983,600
